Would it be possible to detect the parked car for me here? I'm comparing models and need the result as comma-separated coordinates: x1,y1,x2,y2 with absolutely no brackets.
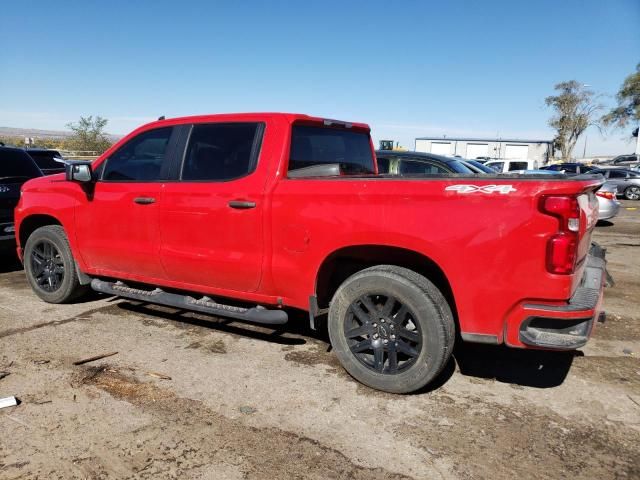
595,183,620,221
375,150,474,174
599,169,640,200
540,163,601,175
485,159,539,173
462,159,497,173
15,113,608,393
610,154,640,167
25,148,66,175
0,146,43,248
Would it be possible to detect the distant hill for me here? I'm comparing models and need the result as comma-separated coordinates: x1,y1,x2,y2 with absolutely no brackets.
0,126,121,142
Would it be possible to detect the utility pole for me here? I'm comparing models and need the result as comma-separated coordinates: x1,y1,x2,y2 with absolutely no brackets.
582,135,587,158
635,126,640,155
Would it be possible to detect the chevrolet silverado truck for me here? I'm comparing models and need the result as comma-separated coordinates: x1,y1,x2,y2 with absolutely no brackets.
14,113,607,393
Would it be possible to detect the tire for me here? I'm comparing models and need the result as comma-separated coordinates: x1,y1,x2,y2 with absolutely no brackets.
24,225,87,303
624,185,640,201
328,265,455,393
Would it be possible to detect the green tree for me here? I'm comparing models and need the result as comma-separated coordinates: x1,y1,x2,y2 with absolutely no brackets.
66,116,112,153
602,63,640,129
545,81,602,161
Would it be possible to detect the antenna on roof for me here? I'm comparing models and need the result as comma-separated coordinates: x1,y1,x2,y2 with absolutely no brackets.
158,115,165,121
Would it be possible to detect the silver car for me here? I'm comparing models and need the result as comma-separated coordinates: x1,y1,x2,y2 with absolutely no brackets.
596,182,620,220
600,169,640,200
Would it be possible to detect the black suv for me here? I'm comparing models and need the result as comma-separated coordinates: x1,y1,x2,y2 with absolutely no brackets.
0,146,43,248
25,148,66,175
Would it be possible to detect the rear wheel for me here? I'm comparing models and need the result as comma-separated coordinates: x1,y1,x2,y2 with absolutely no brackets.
328,265,454,393
624,185,640,201
24,225,87,303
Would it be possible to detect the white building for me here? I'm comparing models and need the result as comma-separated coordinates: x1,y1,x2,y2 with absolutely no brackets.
414,136,553,164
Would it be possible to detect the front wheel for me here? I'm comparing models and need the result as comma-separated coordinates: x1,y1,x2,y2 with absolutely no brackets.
328,265,455,393
24,225,87,303
624,185,640,201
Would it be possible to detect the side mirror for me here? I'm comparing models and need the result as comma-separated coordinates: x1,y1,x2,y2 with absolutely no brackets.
66,162,93,183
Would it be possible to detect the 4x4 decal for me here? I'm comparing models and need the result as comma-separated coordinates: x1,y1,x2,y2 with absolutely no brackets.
445,184,516,194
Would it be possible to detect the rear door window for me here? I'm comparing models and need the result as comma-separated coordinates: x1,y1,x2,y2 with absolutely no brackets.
102,127,174,181
181,123,262,181
289,125,374,175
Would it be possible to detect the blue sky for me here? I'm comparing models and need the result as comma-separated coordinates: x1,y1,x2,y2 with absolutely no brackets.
1,0,638,155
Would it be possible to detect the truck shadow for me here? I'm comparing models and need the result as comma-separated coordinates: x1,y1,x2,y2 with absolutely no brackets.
452,342,580,389
116,301,308,346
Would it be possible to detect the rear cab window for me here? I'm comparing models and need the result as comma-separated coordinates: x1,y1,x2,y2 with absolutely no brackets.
288,125,375,176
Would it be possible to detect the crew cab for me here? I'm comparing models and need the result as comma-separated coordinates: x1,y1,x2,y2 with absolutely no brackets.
15,113,607,393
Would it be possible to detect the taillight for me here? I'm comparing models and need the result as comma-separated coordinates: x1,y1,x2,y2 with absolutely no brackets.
540,195,581,274
596,191,615,200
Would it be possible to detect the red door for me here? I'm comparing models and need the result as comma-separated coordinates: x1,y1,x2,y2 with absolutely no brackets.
74,182,166,279
74,126,174,280
159,122,266,293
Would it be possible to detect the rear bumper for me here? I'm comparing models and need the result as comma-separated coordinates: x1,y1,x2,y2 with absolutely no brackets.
505,243,608,350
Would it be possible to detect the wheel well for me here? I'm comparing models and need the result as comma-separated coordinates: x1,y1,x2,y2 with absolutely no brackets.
315,245,457,316
19,215,62,247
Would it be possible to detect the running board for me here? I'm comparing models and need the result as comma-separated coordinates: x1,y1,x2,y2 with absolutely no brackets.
90,279,288,325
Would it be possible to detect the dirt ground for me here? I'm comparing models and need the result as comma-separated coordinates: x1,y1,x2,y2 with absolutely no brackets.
0,202,639,480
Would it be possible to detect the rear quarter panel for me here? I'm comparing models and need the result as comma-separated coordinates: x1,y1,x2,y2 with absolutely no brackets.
269,176,600,339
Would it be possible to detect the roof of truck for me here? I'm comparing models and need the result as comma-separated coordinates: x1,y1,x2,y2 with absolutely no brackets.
140,113,370,131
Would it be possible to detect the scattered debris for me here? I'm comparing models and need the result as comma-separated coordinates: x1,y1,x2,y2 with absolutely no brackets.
33,359,50,365
145,371,172,380
0,371,10,380
73,352,118,366
239,406,257,415
628,395,640,409
34,400,52,405
0,396,18,409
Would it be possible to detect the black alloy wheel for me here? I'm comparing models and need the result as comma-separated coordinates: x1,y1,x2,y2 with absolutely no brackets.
345,294,422,374
30,239,65,292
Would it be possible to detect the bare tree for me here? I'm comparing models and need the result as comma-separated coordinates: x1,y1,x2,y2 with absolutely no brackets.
545,81,602,161
66,116,113,153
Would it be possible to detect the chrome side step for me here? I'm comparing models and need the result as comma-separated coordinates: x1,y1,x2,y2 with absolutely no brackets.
91,279,288,325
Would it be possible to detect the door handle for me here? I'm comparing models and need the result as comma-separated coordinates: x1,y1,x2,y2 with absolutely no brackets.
228,200,256,209
134,197,156,205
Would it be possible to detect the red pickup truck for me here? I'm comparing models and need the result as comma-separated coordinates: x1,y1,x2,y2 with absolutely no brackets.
14,113,607,393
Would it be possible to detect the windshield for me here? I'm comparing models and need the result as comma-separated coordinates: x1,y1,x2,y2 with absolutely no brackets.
289,125,374,174
27,150,63,170
0,149,43,179
466,160,494,173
